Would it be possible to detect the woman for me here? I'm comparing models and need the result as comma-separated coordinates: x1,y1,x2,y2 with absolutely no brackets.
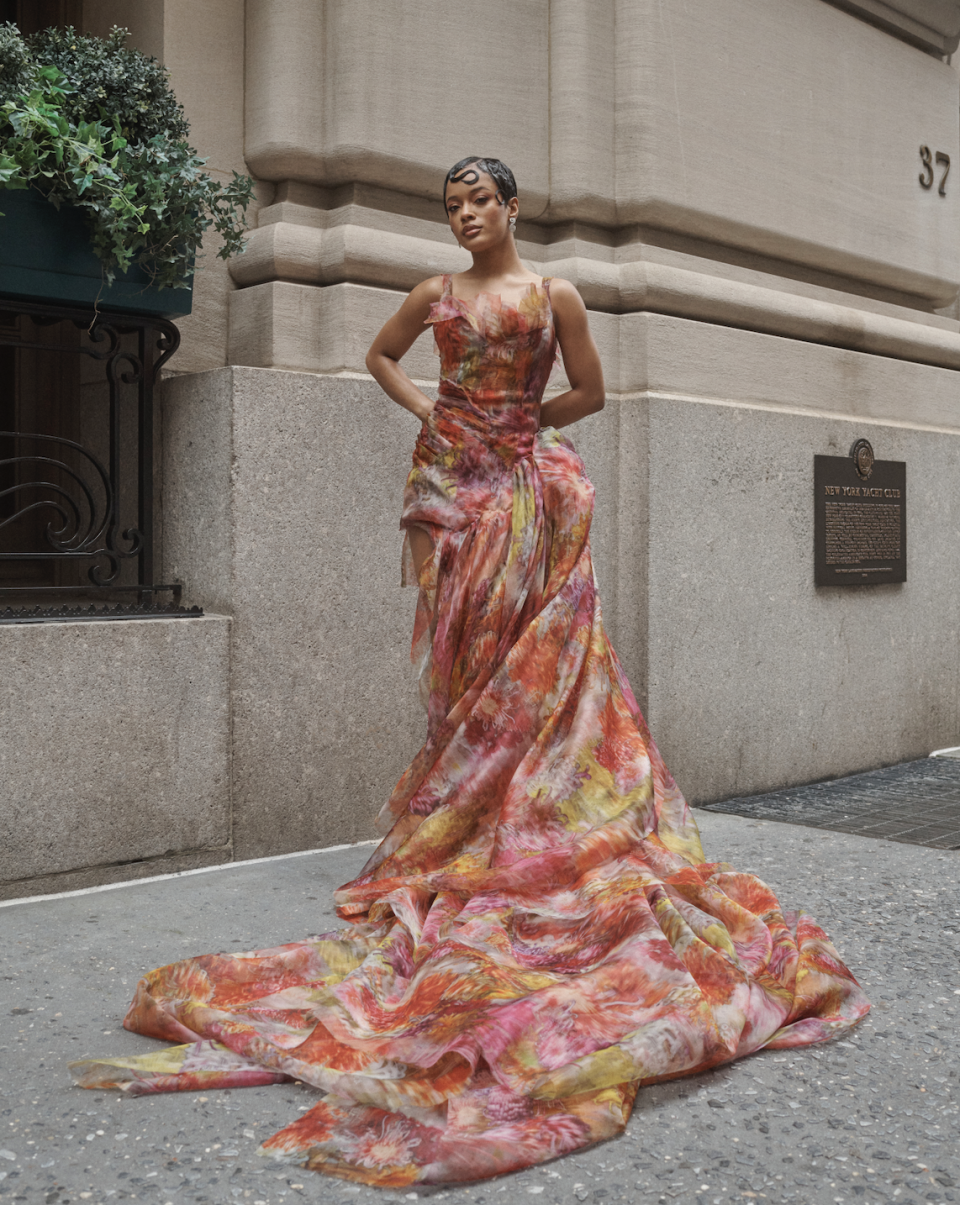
72,157,869,1187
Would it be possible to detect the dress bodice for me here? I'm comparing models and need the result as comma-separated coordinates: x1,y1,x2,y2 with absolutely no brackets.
403,275,563,543
425,274,557,420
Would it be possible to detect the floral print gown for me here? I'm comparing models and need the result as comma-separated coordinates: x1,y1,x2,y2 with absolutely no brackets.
71,276,869,1186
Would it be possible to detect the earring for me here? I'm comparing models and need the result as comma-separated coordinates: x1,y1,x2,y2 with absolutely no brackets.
509,216,517,231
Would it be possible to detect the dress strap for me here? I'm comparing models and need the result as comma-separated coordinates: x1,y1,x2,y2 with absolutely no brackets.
441,273,453,298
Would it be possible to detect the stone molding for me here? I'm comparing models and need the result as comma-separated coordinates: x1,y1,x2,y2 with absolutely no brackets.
826,0,960,53
228,264,960,382
605,261,960,371
231,0,960,391
228,179,960,374
231,205,959,310
241,0,960,304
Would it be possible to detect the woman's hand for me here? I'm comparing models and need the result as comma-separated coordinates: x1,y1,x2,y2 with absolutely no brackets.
365,277,445,421
539,278,605,430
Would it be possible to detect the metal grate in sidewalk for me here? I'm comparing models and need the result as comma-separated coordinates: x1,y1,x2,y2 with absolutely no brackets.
702,756,960,850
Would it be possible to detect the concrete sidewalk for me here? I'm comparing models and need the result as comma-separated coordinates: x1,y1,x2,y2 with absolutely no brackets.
1,811,957,1205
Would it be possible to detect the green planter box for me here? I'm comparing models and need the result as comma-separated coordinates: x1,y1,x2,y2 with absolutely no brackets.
0,188,193,319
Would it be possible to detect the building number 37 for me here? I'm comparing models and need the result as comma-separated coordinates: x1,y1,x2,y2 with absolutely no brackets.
919,145,950,195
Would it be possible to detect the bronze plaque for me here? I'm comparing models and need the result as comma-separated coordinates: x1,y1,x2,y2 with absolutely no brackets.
814,443,906,586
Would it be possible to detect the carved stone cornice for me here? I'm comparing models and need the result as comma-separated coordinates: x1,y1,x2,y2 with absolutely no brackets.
826,0,960,53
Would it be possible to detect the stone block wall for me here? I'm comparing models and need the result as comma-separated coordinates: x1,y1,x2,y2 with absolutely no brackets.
0,617,231,900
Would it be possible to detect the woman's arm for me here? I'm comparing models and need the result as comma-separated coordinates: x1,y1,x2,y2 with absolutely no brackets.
539,278,605,430
365,277,445,422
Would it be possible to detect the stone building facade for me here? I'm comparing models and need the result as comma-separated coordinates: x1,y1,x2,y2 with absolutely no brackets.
4,0,960,897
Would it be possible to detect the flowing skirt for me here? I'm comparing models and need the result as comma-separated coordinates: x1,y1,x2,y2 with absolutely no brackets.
70,409,869,1186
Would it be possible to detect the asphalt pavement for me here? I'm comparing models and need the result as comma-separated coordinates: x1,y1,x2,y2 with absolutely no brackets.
1,803,957,1205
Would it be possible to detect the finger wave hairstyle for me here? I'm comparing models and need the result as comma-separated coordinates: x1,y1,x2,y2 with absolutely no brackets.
443,156,518,206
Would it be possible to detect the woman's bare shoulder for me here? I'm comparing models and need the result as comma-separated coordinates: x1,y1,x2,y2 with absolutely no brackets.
544,276,583,302
388,274,446,327
545,276,587,317
409,274,446,305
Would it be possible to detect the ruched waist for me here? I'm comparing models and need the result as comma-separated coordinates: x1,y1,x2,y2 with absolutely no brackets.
435,385,539,462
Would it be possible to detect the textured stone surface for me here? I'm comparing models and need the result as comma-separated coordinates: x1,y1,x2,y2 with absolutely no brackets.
642,394,960,805
241,0,960,301
629,311,960,429
228,280,624,382
0,848,233,906
162,370,421,858
1,810,957,1203
611,315,960,790
831,0,960,54
229,274,960,410
0,617,231,897
244,0,551,206
230,0,960,381
614,0,959,299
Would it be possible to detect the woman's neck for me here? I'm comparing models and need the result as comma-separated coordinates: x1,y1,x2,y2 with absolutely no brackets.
461,238,532,286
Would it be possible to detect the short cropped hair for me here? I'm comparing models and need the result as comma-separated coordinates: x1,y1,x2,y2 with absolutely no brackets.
443,156,518,206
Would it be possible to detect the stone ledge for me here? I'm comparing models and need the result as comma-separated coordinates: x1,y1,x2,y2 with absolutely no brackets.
0,615,231,892
827,0,960,53
228,277,960,391
229,216,960,313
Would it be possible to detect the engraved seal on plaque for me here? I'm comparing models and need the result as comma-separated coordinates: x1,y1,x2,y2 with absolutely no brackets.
850,438,875,480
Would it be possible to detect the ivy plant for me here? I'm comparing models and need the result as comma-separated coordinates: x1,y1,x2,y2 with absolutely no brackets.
0,23,254,291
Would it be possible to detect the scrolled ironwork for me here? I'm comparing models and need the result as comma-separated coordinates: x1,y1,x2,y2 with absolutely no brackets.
0,432,112,550
0,297,196,617
154,323,182,376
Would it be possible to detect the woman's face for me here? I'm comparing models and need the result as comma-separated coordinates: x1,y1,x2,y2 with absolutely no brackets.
444,170,519,252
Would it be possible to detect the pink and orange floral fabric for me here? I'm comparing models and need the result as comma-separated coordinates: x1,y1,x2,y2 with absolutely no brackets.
71,275,869,1187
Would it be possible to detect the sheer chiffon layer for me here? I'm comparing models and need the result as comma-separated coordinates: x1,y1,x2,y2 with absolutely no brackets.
70,279,868,1186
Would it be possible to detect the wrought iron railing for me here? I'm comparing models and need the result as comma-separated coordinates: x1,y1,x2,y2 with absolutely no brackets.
0,297,201,622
